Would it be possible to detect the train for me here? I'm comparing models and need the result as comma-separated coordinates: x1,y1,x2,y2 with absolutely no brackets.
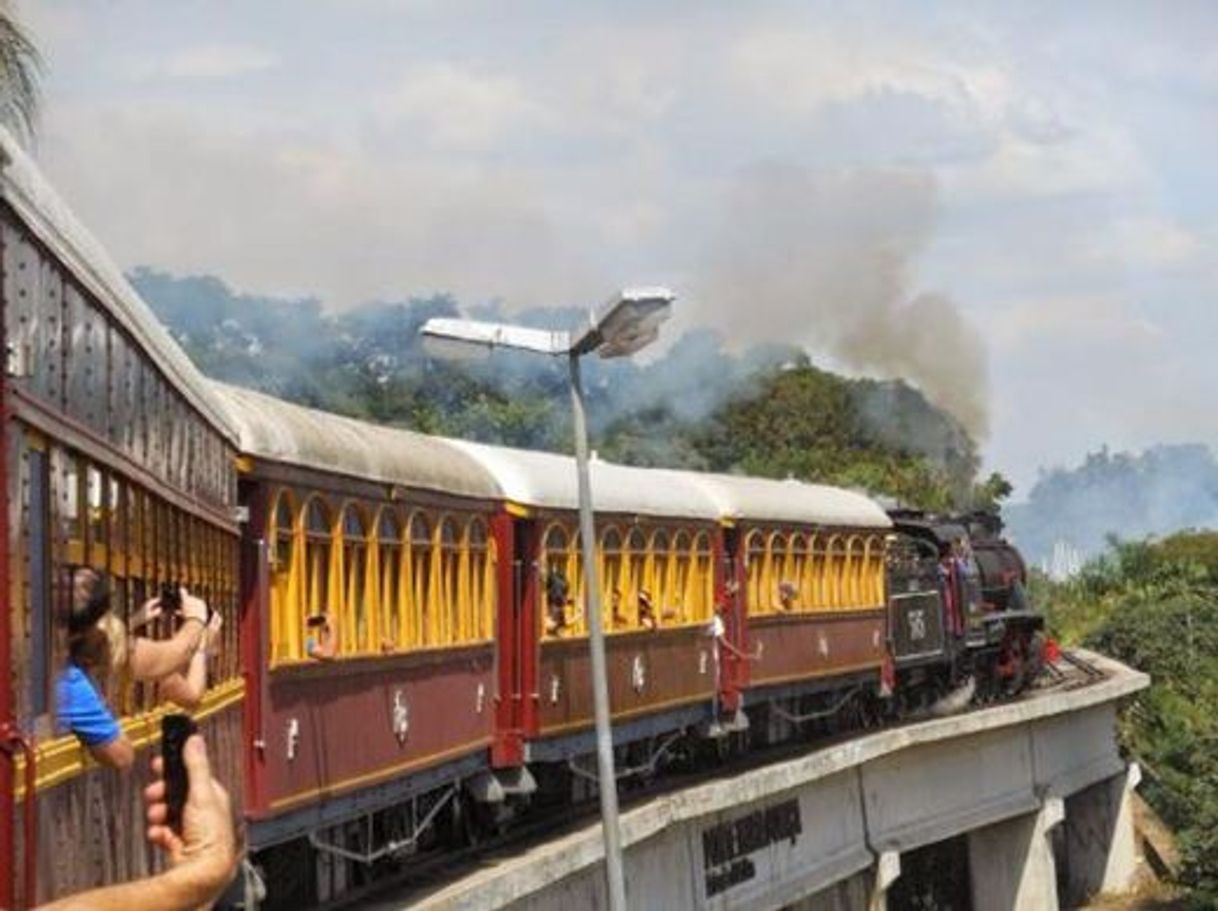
0,128,1044,909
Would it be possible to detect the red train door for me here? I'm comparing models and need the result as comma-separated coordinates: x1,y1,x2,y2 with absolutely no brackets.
491,513,537,767
238,479,269,816
718,526,745,713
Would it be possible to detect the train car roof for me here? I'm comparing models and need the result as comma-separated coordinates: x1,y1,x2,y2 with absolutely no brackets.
209,382,503,501
209,381,889,528
687,473,893,529
443,439,724,521
0,128,239,442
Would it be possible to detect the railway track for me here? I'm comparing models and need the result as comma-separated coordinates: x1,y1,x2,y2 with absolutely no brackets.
325,653,1107,911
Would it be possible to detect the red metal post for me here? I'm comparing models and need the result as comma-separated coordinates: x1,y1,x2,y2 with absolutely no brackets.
0,224,15,910
0,729,37,909
238,481,268,815
712,527,744,713
489,512,522,767
517,520,540,737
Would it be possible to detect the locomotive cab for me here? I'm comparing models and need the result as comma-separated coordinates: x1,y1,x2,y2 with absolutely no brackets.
888,509,1045,698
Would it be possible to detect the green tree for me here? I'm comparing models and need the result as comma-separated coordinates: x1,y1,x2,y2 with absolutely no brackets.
685,366,966,509
972,471,1013,511
0,2,40,142
1039,533,1218,905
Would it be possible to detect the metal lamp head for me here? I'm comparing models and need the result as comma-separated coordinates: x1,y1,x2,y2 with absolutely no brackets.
421,317,571,360
591,287,675,359
420,325,493,363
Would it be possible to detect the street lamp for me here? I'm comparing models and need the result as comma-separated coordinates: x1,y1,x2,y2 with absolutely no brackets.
421,287,675,911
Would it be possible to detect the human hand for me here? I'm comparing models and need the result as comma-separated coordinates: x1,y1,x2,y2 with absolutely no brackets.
180,589,208,624
145,735,238,902
204,612,223,654
130,596,164,630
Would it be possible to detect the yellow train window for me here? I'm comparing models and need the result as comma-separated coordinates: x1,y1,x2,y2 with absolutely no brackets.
410,513,433,646
468,519,491,641
342,506,369,652
378,509,403,647
691,531,714,622
305,498,332,645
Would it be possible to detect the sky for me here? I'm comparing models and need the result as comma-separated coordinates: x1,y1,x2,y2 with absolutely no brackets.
20,1,1218,494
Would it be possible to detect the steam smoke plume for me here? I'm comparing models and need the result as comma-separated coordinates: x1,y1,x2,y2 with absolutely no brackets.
695,163,989,438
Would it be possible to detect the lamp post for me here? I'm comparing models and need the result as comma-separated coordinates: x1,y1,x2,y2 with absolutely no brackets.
421,288,674,911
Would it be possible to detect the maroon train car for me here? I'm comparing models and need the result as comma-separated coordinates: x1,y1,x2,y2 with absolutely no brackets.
212,383,507,907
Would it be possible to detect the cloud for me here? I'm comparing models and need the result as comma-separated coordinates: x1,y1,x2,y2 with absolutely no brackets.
154,44,279,80
1081,216,1203,269
727,26,969,115
990,296,1165,353
376,63,552,151
38,105,607,310
28,1,1218,489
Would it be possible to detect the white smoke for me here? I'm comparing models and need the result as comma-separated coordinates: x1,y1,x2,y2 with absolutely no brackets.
694,163,989,439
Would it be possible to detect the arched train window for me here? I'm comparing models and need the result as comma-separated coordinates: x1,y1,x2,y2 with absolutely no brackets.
440,517,461,643
378,509,403,647
304,497,332,646
342,505,369,651
468,519,490,640
410,513,432,646
745,530,766,614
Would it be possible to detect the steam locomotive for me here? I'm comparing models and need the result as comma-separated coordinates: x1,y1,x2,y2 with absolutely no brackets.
0,128,1044,909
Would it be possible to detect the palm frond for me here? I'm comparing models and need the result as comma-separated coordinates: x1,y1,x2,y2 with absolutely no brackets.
0,2,41,144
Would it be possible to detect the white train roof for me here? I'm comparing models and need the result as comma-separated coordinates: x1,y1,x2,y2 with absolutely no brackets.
209,381,502,501
686,473,893,529
0,128,239,441
443,439,723,521
209,386,889,528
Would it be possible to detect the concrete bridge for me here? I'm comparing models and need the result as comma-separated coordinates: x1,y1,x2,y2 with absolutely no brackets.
374,651,1150,911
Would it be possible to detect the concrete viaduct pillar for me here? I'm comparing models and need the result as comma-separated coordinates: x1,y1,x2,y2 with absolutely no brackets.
968,797,1064,911
1061,764,1142,903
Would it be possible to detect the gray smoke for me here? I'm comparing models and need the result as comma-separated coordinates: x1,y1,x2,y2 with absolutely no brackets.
1004,444,1218,568
694,163,989,439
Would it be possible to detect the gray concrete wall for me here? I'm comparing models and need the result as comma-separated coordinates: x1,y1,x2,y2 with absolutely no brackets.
390,651,1147,911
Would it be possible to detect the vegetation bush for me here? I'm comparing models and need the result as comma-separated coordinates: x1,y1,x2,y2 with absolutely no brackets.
1037,533,1218,905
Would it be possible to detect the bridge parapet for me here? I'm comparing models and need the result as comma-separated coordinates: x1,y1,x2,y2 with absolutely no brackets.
387,651,1149,911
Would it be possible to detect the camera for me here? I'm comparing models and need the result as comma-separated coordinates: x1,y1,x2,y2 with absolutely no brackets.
159,581,183,614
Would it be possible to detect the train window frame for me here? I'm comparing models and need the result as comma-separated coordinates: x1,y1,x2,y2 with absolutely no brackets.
766,530,788,613
670,530,691,625
467,517,492,642
409,511,433,647
376,507,404,650
744,529,766,615
438,515,461,645
864,534,884,606
600,525,625,632
339,502,371,654
303,495,333,653
844,534,864,608
543,518,579,633
826,535,847,608
268,488,298,663
692,530,714,623
624,527,648,631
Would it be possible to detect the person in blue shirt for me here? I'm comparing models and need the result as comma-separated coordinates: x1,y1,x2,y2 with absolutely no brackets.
57,567,217,770
57,567,133,768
